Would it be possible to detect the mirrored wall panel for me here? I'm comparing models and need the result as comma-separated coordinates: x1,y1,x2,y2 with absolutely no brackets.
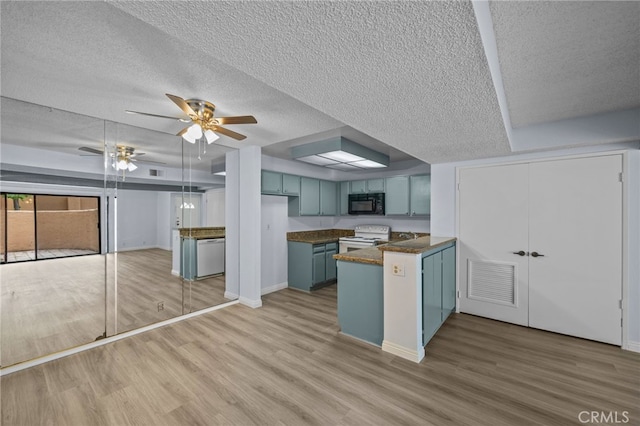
1,97,234,368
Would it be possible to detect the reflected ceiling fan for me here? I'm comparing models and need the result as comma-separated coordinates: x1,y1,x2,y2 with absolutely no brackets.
126,93,257,143
79,145,165,172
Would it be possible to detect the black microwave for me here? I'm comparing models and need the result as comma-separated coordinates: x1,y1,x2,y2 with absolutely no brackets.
348,193,385,215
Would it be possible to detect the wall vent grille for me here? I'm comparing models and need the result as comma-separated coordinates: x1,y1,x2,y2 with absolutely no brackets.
468,260,516,306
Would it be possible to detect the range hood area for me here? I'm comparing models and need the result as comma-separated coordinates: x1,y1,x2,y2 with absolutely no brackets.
291,137,390,171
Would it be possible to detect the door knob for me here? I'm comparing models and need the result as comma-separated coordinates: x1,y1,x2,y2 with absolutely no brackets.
531,251,545,257
513,250,527,256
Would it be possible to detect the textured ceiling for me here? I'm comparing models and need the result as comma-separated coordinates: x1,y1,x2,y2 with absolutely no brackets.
1,1,638,177
491,1,640,128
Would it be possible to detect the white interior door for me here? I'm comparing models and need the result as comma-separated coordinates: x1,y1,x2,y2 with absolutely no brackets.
459,164,530,326
528,155,623,345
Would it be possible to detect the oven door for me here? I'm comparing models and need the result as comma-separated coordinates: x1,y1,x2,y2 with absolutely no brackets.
339,241,376,253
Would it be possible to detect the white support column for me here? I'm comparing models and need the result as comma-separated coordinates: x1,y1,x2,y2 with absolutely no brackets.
224,150,240,300
238,146,262,308
382,251,424,363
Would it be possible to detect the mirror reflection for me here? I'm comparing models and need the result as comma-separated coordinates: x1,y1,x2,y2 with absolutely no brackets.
0,97,232,367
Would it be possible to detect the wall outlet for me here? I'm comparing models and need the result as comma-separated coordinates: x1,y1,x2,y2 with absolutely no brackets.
157,302,164,311
392,263,405,277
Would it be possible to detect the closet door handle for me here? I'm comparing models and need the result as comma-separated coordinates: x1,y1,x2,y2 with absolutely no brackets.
513,250,527,256
531,251,545,258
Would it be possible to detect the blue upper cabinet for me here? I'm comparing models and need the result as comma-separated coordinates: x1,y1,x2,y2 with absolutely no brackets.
349,178,385,193
300,177,321,215
320,180,338,216
282,174,300,196
261,170,282,194
339,181,350,215
384,176,410,216
410,175,430,216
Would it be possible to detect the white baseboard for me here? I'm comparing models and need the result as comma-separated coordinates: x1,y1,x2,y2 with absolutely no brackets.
116,245,163,252
381,340,425,363
239,297,262,309
261,282,288,295
171,269,180,277
224,291,239,300
625,340,640,353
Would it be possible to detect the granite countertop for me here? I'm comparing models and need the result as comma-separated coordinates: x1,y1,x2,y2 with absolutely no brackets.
333,247,384,266
378,236,457,254
287,229,354,244
334,236,456,265
180,227,225,239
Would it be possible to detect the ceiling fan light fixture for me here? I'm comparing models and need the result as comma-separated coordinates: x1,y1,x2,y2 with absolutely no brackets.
127,161,138,172
204,129,220,144
183,123,202,143
117,158,129,170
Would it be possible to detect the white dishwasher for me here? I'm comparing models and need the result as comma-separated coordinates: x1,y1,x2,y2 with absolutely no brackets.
196,238,225,277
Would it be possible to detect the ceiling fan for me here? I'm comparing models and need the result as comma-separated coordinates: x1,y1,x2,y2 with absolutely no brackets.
126,93,257,143
79,145,165,172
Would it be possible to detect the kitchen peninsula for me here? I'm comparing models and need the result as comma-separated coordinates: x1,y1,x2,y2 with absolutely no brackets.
334,235,457,362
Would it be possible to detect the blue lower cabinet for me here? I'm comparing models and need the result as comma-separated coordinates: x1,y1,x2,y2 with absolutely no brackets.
288,241,337,291
422,243,456,346
337,261,384,346
180,237,197,280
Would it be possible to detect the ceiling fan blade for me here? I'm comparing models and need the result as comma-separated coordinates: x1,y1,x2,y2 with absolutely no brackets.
166,93,197,118
215,115,257,125
126,110,189,122
213,126,247,141
78,146,104,155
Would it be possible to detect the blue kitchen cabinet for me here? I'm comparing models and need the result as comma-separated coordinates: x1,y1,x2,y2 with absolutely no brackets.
422,242,456,345
261,170,282,194
299,177,320,215
288,241,338,291
320,180,337,216
282,174,300,195
349,178,385,194
410,175,430,216
384,176,410,215
336,261,384,346
339,181,350,215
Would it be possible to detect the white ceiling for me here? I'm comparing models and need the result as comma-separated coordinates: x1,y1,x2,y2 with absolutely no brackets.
1,1,638,177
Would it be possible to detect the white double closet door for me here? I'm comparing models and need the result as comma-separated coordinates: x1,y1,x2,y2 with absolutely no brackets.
459,154,623,345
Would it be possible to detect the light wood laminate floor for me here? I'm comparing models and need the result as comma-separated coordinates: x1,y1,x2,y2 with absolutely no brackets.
2,286,638,425
1,249,228,367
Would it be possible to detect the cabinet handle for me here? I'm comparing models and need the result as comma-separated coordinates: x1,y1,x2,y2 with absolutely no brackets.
531,251,545,258
512,250,527,256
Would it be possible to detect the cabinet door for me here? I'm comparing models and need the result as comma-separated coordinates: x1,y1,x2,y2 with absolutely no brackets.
312,247,326,284
441,245,456,316
367,178,385,193
339,181,350,215
320,180,337,216
300,177,320,215
384,176,410,215
409,175,430,216
325,248,337,282
350,180,366,193
261,170,282,194
422,253,443,344
282,174,300,195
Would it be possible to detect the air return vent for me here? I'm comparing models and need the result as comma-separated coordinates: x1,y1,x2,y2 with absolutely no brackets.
149,169,164,177
468,260,516,306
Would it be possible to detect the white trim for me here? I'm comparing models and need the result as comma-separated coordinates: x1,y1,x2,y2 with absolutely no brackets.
115,245,164,252
625,341,640,353
0,300,239,377
239,296,262,309
382,340,425,363
171,269,180,276
224,291,239,300
261,281,288,295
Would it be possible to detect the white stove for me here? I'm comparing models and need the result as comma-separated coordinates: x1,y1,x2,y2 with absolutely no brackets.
339,225,391,253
